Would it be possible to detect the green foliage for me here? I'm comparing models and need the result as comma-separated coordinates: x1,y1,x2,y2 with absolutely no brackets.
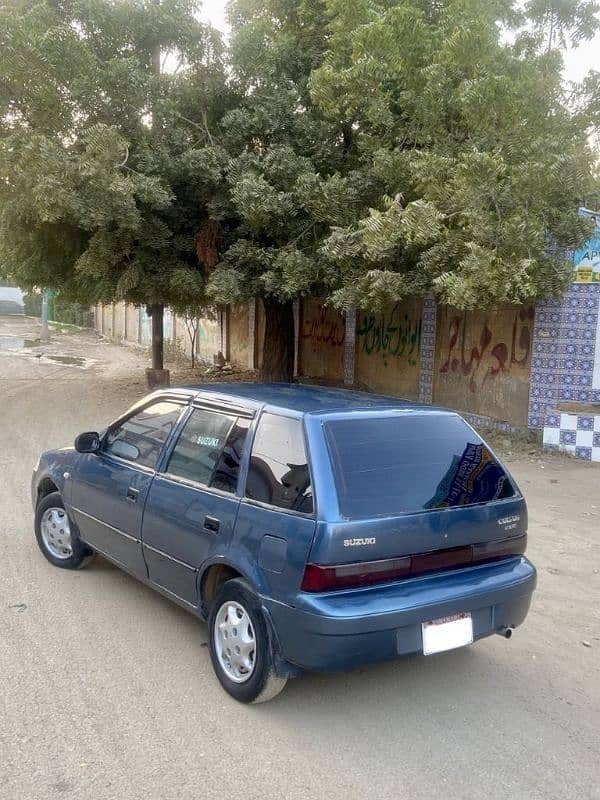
22,291,94,327
206,0,373,306
524,0,599,50
1,0,598,327
309,0,598,311
0,0,227,315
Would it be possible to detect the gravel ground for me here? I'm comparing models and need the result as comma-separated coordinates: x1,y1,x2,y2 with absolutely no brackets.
1,315,599,800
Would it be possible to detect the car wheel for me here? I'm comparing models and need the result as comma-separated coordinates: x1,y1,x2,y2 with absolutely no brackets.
208,578,287,704
35,492,95,570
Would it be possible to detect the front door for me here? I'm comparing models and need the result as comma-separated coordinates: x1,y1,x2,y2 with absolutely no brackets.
142,407,252,606
69,400,185,577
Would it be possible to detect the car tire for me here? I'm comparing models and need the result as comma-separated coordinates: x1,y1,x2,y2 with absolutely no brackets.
35,492,95,570
208,578,287,704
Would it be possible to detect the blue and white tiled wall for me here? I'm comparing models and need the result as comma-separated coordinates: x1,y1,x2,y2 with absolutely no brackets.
418,295,437,404
528,283,600,429
543,411,600,461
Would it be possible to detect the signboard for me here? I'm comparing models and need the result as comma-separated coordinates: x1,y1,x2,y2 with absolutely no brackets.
573,208,600,283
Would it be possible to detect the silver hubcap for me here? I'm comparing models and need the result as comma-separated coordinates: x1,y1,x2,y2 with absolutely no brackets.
214,601,256,683
40,507,73,560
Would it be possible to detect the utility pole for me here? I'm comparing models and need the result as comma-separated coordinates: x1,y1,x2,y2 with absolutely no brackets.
40,290,50,342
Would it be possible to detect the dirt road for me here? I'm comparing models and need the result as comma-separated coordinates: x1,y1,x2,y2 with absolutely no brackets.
1,316,599,800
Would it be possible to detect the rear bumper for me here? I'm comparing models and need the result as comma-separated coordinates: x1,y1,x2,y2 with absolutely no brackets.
262,556,536,672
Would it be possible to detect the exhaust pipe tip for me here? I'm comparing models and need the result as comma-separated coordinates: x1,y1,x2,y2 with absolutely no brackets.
497,626,513,639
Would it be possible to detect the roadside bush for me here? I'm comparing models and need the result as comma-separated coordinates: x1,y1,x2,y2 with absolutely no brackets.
23,292,94,328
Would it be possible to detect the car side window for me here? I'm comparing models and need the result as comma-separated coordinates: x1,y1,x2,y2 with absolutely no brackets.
210,417,251,494
166,409,250,494
245,413,313,514
103,401,183,469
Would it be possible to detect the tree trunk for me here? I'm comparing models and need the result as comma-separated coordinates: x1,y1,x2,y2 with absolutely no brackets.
145,303,170,388
260,297,295,382
151,303,164,370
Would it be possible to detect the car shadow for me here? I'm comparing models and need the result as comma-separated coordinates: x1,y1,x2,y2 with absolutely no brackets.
86,555,529,719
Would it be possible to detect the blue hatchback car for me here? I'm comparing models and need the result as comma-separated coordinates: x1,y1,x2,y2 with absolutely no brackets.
32,384,536,702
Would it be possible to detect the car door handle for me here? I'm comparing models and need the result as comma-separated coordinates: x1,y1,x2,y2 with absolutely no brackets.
126,486,139,502
203,515,220,533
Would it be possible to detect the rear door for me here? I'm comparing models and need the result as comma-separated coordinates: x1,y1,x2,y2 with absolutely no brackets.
141,406,252,607
70,399,185,577
233,412,316,601
308,410,527,566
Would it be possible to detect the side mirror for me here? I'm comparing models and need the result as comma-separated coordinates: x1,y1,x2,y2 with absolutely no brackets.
75,431,100,453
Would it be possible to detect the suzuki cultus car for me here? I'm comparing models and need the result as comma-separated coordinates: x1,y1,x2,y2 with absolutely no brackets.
32,384,536,703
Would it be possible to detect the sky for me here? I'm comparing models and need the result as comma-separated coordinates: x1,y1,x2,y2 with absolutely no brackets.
563,34,600,83
198,0,599,84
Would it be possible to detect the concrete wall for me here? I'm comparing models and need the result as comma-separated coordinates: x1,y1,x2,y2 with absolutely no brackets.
197,314,221,363
171,313,221,364
102,305,113,338
95,301,221,366
174,314,191,359
125,304,140,344
298,297,346,381
255,299,266,370
113,303,125,341
355,299,422,399
433,305,534,426
94,296,546,431
228,303,250,368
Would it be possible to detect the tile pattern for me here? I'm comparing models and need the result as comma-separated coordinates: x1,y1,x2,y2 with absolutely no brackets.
343,306,357,386
418,295,437,404
543,410,600,461
461,412,515,433
528,283,600,429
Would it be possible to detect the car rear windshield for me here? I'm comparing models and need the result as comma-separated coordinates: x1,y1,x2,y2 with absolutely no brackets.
324,413,516,519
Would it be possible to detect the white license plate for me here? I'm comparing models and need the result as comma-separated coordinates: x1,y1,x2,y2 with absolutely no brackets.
422,613,473,655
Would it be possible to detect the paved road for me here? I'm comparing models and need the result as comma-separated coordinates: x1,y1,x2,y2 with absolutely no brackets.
1,316,599,800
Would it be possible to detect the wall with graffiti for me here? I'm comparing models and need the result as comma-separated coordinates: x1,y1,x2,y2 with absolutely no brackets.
298,297,346,381
355,299,422,398
433,305,534,425
95,297,539,429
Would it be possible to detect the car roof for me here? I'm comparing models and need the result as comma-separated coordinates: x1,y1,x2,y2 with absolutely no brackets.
165,382,445,417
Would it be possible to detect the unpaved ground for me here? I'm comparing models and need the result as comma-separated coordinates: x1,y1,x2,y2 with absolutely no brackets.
1,315,599,800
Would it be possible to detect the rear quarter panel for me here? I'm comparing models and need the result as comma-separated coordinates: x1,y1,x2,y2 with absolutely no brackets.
231,502,316,602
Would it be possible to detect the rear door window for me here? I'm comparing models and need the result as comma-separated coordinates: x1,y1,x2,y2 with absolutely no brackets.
245,413,313,513
166,408,250,494
325,414,515,519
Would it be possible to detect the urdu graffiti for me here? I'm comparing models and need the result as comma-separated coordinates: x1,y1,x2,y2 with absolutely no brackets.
356,303,422,367
439,307,534,393
301,304,346,352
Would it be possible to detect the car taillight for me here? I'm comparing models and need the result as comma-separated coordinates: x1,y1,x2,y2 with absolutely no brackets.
301,557,411,592
472,535,526,562
301,535,527,592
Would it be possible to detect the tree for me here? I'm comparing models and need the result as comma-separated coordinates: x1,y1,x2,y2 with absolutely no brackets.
2,0,597,384
524,0,599,51
308,0,598,312
180,302,214,368
205,0,374,380
0,0,228,380
205,0,597,379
